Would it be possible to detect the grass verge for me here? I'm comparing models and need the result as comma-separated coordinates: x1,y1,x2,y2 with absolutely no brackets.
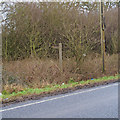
1,74,118,105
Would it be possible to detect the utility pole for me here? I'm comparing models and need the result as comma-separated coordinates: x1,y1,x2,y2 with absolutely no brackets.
100,0,105,73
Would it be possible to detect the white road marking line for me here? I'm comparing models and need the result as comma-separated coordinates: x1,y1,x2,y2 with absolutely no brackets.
1,83,118,112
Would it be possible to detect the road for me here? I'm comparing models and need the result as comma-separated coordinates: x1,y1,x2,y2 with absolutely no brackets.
1,83,118,118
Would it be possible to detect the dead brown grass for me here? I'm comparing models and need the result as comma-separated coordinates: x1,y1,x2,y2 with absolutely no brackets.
2,54,118,93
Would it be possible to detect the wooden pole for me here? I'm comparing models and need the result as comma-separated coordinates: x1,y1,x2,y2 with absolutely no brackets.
118,2,120,77
59,43,63,73
100,1,105,73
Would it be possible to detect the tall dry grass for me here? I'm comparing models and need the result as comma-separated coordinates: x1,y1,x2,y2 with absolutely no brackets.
2,54,118,93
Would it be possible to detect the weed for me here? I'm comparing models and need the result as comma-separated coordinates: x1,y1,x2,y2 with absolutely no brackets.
1,74,118,100
68,77,74,83
2,54,118,94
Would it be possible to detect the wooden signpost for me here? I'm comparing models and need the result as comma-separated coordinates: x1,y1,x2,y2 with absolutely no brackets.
52,43,63,73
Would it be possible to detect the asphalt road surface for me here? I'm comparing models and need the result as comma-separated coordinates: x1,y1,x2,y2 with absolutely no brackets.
1,83,118,118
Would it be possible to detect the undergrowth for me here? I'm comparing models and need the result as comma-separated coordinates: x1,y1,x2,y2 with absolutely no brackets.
1,75,118,100
1,54,118,100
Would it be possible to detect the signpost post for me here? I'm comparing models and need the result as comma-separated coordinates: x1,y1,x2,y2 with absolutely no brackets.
52,43,63,73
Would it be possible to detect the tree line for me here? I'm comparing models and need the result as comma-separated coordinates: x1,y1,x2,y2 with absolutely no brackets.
1,2,118,62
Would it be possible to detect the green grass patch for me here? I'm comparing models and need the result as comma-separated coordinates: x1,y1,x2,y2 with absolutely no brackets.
1,75,118,101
